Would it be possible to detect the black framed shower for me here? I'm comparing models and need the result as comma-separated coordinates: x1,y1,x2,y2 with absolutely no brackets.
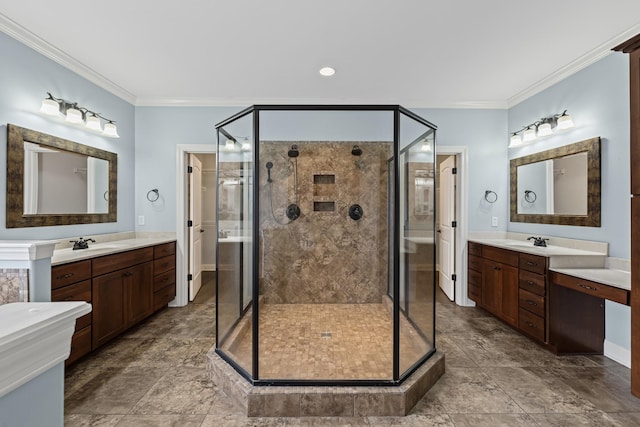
215,105,437,386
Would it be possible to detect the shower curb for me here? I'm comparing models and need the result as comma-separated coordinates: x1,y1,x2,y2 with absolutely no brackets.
206,349,445,417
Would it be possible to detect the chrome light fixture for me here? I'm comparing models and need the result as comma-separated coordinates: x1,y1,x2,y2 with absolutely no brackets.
508,110,574,148
40,92,120,138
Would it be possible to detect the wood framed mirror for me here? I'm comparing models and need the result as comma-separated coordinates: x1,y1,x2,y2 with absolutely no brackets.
510,136,601,227
6,124,117,228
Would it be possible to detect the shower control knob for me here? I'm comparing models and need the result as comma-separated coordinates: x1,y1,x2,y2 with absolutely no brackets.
349,204,363,220
286,204,301,221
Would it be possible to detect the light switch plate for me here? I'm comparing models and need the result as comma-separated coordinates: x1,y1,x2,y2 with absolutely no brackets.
138,215,145,226
491,216,498,227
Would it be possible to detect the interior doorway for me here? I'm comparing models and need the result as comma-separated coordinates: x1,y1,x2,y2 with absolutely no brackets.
435,146,471,307
175,145,216,307
437,155,456,301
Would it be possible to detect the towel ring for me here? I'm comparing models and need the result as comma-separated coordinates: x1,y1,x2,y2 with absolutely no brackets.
147,189,160,202
484,190,497,203
524,190,537,203
103,190,109,201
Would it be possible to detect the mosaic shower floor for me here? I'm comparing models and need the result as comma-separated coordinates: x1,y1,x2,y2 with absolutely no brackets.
225,303,431,380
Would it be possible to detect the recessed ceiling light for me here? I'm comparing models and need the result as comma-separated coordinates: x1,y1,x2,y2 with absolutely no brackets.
319,67,336,76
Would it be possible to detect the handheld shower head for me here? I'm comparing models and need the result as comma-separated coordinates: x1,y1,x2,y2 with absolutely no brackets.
266,161,273,182
288,144,299,158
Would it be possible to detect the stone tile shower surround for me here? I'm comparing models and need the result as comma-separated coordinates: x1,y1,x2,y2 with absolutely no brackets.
0,268,29,305
259,141,392,304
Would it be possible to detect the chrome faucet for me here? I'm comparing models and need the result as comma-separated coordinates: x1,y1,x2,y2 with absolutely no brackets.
527,236,549,247
70,237,96,250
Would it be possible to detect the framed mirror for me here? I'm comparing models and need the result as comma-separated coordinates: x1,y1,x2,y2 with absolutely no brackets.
510,137,600,227
6,124,117,228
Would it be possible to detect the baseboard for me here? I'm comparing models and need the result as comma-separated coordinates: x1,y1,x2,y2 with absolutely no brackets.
604,339,631,368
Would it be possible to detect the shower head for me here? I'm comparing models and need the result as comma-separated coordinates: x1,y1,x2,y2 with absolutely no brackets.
288,144,299,158
351,145,363,156
265,161,273,182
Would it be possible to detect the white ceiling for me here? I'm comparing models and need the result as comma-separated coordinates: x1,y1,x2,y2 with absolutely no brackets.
2,1,640,108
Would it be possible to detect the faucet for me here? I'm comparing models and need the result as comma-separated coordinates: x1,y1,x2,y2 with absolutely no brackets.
70,237,96,250
527,236,549,247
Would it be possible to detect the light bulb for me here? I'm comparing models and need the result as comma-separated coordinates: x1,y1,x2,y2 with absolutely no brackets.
537,122,553,137
65,107,83,124
557,113,574,130
319,67,336,76
102,121,119,138
40,98,60,116
523,127,537,142
85,114,102,132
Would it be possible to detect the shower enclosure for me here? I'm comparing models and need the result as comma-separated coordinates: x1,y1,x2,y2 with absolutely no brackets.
215,105,436,385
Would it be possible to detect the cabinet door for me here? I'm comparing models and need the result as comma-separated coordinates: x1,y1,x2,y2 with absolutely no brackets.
482,260,501,315
92,271,126,349
499,264,519,327
125,261,154,327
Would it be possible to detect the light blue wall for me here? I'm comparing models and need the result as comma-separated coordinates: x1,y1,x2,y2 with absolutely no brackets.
508,52,631,357
0,31,135,240
508,52,630,258
134,107,508,233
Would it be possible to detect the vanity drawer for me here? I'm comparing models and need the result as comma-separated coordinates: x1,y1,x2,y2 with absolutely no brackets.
67,326,92,366
551,272,629,305
519,308,545,342
52,279,92,303
519,270,545,296
154,241,176,258
154,269,176,292
519,289,545,317
468,242,483,257
482,245,518,267
468,268,481,286
75,313,92,332
51,260,92,289
468,283,481,302
154,283,176,311
519,253,546,275
468,255,483,272
92,247,154,277
154,255,176,275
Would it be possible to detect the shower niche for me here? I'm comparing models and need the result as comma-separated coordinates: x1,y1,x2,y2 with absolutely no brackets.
209,105,443,417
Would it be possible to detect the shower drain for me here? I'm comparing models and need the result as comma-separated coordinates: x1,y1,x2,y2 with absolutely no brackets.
320,332,332,338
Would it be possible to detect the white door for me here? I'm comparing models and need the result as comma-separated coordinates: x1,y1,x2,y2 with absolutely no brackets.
188,154,203,301
439,156,456,301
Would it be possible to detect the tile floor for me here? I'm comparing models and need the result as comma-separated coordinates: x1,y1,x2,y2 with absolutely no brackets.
64,273,640,426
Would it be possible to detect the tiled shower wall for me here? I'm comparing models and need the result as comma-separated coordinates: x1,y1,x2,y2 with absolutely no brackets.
259,141,392,304
0,268,29,305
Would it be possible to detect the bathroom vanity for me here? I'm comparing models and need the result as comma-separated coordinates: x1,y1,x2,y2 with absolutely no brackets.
467,237,629,354
51,238,176,364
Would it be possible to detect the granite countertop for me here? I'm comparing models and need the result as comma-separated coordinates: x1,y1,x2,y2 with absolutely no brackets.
51,236,176,266
550,267,630,291
467,237,606,257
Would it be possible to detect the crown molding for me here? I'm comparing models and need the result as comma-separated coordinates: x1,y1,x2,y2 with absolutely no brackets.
508,22,640,108
0,13,136,104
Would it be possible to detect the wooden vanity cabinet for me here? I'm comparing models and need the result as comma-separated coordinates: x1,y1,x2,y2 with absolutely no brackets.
468,242,548,343
92,248,154,349
153,242,176,311
51,259,93,365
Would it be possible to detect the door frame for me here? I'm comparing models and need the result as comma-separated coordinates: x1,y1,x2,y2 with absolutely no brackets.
436,146,472,307
174,144,216,307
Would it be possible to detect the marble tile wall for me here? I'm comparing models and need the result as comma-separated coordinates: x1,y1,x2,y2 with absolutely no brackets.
259,141,392,304
0,268,29,305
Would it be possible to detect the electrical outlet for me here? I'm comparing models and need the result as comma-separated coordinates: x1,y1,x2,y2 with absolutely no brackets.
491,216,498,227
138,215,145,226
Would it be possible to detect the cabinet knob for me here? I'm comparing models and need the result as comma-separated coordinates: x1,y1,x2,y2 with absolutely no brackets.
526,300,537,306
525,321,536,328
578,283,596,291
123,271,134,277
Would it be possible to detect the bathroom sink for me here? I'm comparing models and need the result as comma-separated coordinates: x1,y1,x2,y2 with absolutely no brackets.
80,244,128,252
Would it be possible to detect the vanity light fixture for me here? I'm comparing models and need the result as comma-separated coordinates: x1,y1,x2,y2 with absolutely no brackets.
421,139,433,152
508,110,574,148
241,137,251,151
39,92,120,138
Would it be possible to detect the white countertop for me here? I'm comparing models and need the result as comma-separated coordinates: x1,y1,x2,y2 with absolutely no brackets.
468,237,606,257
51,236,176,265
550,268,630,291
